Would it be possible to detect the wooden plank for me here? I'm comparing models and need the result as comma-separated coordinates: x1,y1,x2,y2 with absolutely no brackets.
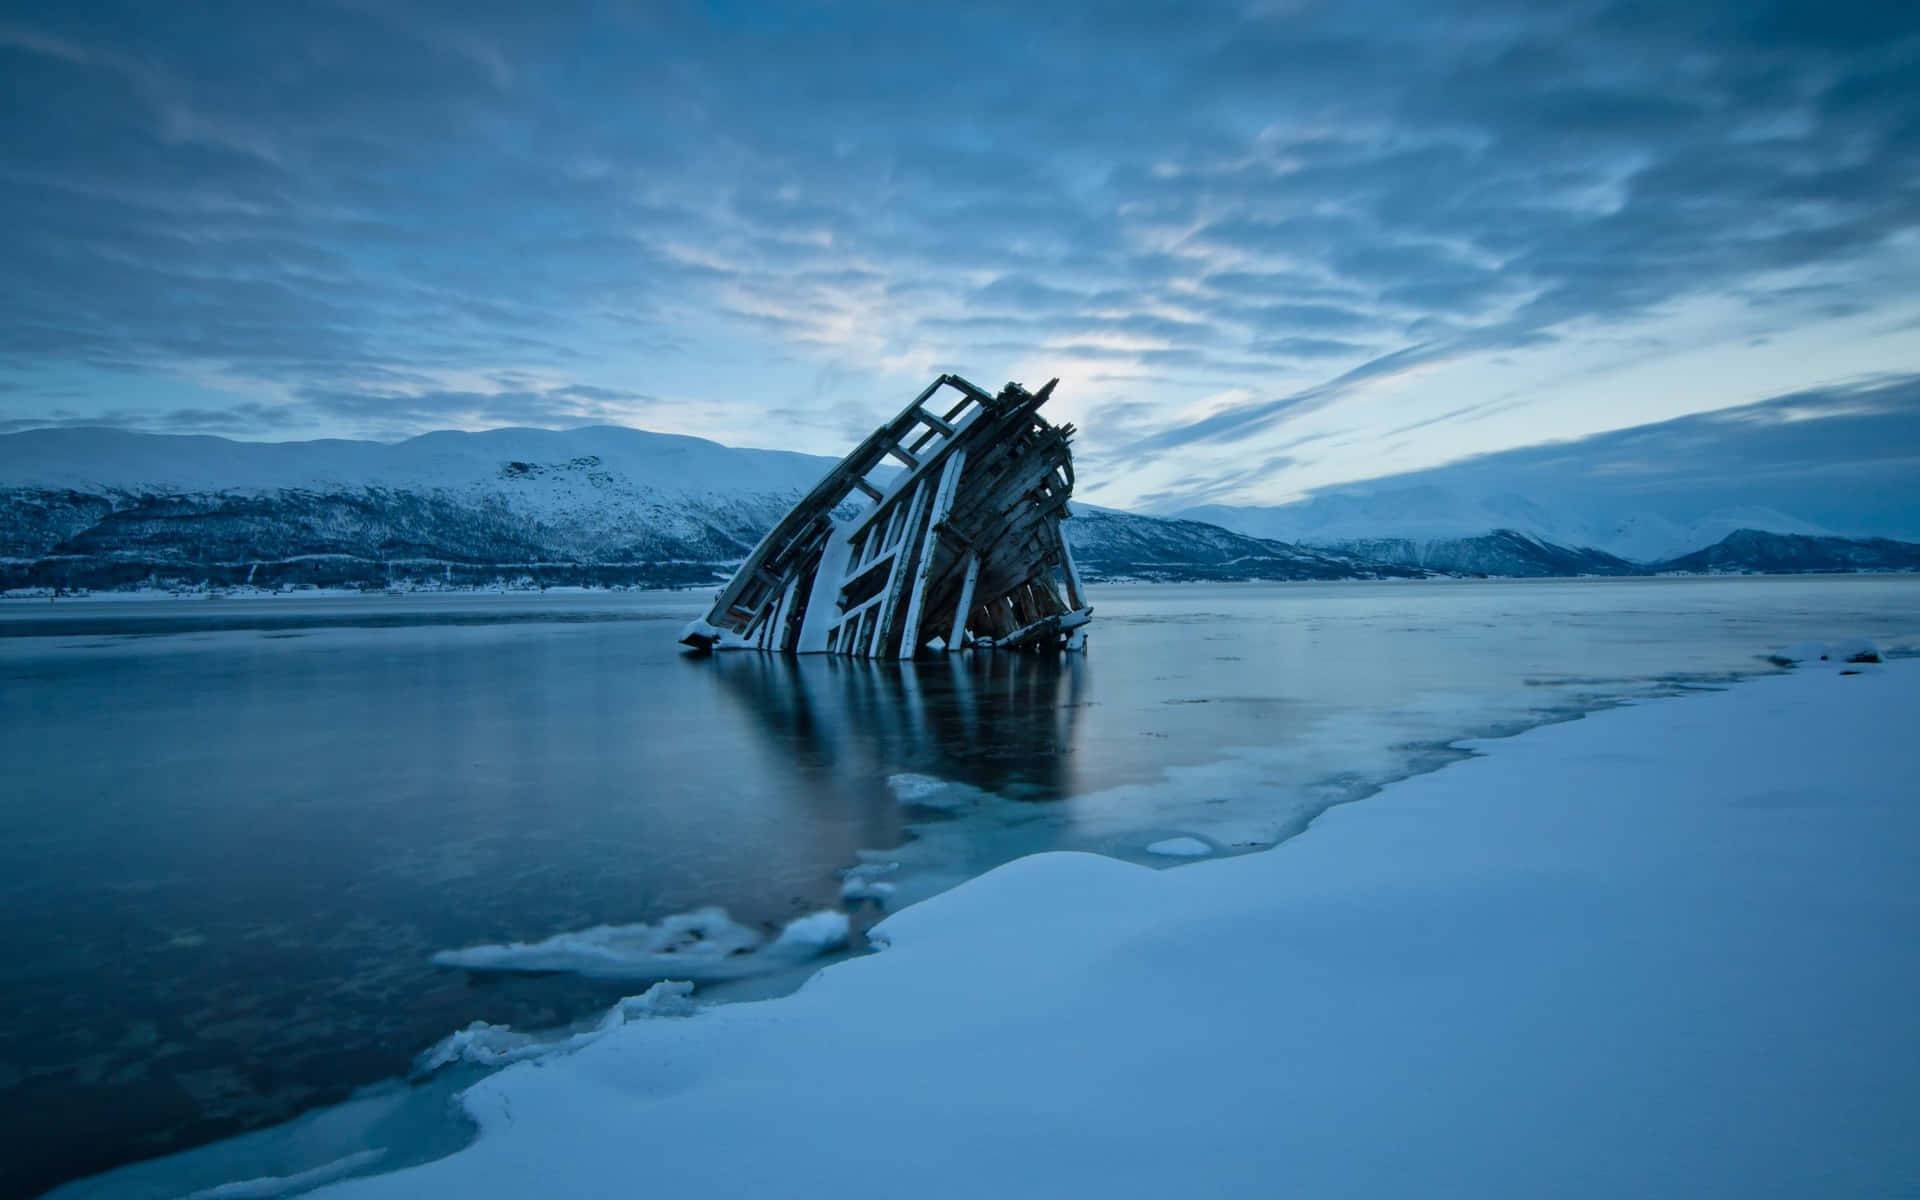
897,448,966,659
795,520,854,653
1057,522,1086,610
768,574,800,652
866,474,934,658
948,552,980,651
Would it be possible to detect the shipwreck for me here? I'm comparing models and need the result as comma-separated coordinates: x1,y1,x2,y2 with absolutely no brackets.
681,374,1090,657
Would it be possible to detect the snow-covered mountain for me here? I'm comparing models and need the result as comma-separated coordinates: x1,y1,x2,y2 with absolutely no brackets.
0,426,859,590
5,427,1914,592
0,426,1418,592
1179,485,1851,567
1063,506,1425,582
1660,530,1920,574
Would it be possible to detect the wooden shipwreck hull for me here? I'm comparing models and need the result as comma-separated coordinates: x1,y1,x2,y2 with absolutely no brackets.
681,374,1090,657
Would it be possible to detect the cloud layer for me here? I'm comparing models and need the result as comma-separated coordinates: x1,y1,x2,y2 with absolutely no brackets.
1,0,1916,504
1183,373,1920,541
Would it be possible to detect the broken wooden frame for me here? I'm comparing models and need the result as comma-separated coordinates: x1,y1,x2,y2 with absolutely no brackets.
681,374,1090,657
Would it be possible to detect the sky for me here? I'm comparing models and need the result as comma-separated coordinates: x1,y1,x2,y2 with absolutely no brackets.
1183,374,1920,543
1,0,1917,513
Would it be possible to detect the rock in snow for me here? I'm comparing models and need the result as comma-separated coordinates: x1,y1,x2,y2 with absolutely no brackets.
311,662,1919,1200
1832,636,1884,664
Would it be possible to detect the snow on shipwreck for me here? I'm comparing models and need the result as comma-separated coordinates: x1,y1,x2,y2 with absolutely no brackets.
681,374,1092,657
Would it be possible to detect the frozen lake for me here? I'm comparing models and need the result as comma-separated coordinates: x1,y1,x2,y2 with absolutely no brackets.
4,575,1917,1197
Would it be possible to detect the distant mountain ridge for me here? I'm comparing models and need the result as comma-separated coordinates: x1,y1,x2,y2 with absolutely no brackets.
1,427,1914,592
1658,530,1920,574
1178,484,1919,575
1,425,847,590
0,426,1422,592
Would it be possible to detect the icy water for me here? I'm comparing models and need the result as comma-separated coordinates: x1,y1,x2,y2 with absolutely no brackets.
3,576,1917,1198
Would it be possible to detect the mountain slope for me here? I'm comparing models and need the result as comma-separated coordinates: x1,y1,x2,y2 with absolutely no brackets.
0,427,1407,592
1063,507,1426,582
0,426,860,590
1314,530,1642,577
1654,530,1920,574
1180,487,1844,564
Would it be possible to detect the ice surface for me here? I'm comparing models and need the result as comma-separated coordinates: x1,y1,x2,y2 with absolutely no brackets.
1144,836,1212,857
316,663,1920,1200
185,1151,388,1200
44,1078,473,1200
431,909,845,983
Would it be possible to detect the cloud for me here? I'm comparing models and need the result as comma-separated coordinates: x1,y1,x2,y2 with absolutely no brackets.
0,0,1912,462
294,381,662,437
1162,373,1920,536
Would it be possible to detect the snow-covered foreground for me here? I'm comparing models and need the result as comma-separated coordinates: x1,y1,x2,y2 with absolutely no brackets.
312,659,1918,1200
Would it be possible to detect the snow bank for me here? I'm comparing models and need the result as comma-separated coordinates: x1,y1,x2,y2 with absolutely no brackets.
320,662,1919,1200
430,908,846,983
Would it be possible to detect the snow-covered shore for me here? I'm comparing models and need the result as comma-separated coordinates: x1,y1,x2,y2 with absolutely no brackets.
295,657,1919,1199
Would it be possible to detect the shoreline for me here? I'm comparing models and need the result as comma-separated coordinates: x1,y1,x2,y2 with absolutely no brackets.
282,656,1920,1198
7,565,1920,600
29,587,1917,1198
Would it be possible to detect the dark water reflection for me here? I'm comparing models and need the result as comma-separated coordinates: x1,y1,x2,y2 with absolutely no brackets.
707,650,1087,803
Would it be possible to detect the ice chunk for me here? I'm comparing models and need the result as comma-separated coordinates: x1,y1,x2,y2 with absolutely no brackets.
887,772,980,809
770,910,850,953
1145,836,1213,858
432,907,848,984
414,981,695,1076
1768,640,1830,665
431,907,761,979
841,877,897,902
678,617,758,651
887,773,949,803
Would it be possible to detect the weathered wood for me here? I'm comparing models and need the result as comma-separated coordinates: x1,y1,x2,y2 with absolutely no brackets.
867,472,935,658
681,374,1091,657
898,448,966,659
948,552,980,651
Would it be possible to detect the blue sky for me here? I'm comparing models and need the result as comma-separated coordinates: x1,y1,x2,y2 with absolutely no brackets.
1,0,1916,512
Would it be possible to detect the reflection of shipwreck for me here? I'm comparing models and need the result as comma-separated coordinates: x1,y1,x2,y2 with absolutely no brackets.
682,374,1090,657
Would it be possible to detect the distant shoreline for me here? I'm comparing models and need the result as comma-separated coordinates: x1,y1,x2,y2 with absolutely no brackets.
7,562,1920,605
